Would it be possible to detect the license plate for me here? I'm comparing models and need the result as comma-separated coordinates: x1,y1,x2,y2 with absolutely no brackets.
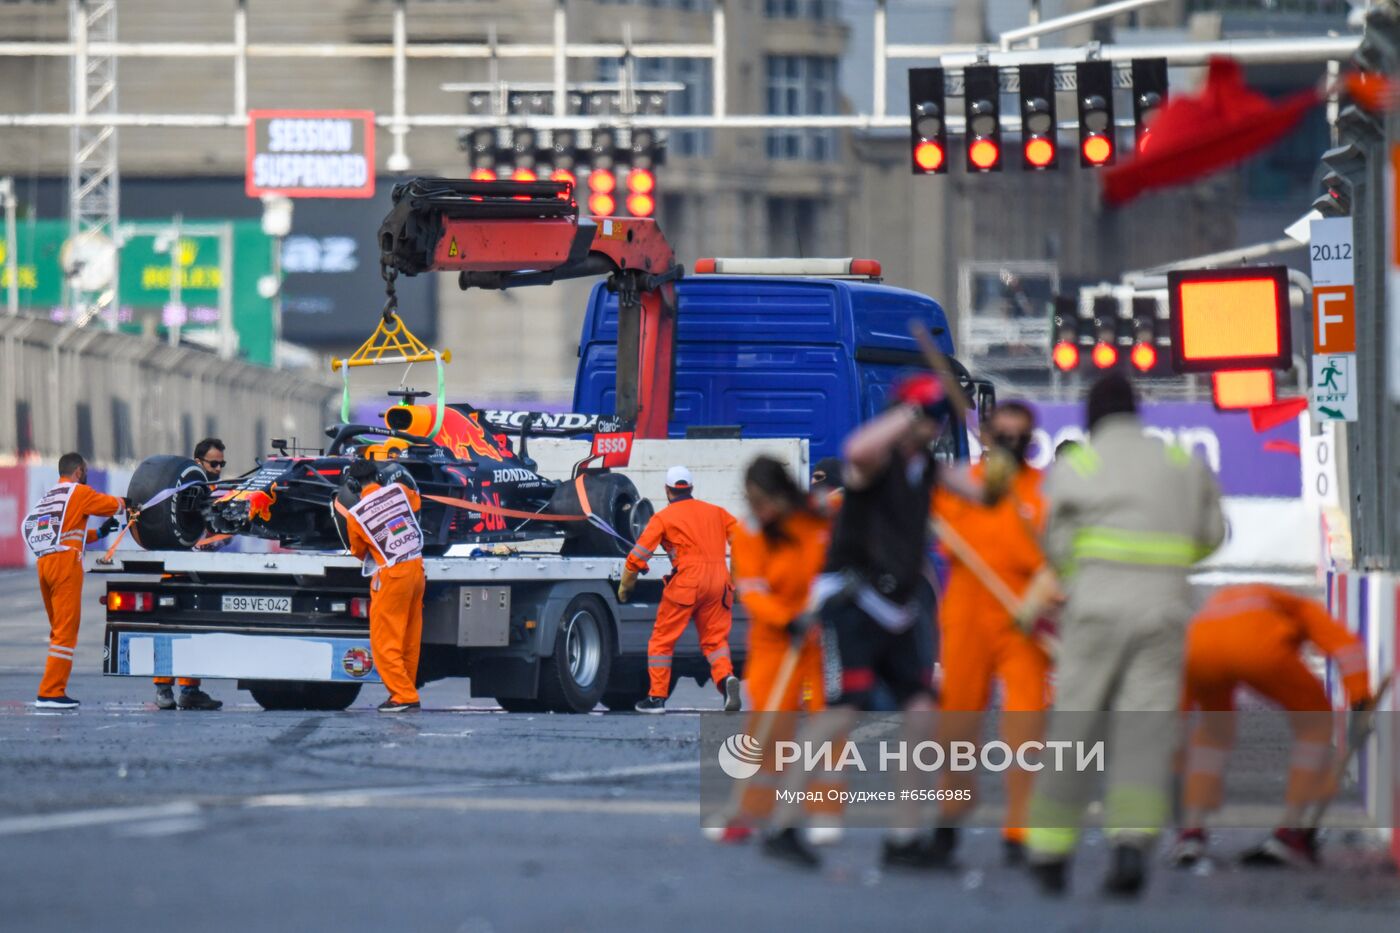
221,595,292,614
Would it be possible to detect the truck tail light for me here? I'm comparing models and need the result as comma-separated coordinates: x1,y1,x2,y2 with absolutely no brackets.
349,597,370,619
105,590,154,613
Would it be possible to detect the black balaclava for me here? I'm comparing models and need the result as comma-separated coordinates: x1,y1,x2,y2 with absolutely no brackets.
1086,372,1138,432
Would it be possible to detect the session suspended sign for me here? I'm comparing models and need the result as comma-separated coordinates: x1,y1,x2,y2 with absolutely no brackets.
245,110,376,199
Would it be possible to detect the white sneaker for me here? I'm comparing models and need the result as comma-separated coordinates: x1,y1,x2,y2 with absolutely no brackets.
722,676,742,712
804,825,845,847
35,695,80,710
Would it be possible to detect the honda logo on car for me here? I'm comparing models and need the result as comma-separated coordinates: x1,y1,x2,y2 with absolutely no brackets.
246,110,376,198
491,468,539,484
482,411,603,432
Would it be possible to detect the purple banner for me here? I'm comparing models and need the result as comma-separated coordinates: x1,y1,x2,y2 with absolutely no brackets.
1020,402,1302,498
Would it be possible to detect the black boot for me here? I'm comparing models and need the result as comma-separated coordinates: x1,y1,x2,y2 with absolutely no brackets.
177,688,223,711
761,827,821,869
1103,844,1147,898
1029,858,1069,896
881,827,956,871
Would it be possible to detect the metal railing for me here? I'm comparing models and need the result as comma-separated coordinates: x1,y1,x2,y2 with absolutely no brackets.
0,0,1362,145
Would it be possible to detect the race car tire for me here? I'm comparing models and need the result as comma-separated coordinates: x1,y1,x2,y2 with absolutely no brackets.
537,595,615,713
556,473,650,558
247,681,362,711
127,455,211,550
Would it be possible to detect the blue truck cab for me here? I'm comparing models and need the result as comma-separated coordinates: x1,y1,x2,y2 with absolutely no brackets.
572,258,990,461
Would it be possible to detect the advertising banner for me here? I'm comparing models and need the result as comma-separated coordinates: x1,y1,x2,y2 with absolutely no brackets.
1025,401,1301,498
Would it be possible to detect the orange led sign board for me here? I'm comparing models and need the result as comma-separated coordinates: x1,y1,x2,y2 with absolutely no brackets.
1211,369,1276,410
1167,266,1291,373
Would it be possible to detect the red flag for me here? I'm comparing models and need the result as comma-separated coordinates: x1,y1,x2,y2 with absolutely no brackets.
1248,396,1309,433
1103,57,1319,206
1262,439,1302,457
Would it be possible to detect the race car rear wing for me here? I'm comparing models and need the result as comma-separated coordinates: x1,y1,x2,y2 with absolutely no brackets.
473,408,632,438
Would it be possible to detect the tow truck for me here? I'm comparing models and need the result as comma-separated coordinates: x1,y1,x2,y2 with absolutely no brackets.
98,177,986,712
99,177,701,712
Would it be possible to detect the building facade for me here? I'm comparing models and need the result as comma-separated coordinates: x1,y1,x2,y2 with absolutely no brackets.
0,0,858,405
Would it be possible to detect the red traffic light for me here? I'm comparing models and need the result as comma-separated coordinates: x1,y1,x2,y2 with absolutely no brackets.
510,167,536,200
1024,138,1055,169
1052,341,1080,372
1091,342,1118,369
914,140,945,172
1130,342,1158,372
588,192,616,216
550,168,576,188
969,139,1000,171
1082,135,1114,166
469,167,497,181
626,193,655,218
626,168,655,195
588,169,616,195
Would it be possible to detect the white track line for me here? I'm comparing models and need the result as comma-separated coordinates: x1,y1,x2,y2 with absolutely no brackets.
246,793,697,817
542,760,696,782
0,801,201,837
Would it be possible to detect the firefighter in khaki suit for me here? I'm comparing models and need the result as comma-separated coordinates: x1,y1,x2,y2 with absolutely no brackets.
341,460,427,713
618,466,741,715
1026,374,1225,898
929,401,1052,867
24,452,127,709
1172,585,1371,868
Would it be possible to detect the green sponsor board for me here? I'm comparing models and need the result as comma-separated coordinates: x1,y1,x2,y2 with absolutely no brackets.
1,219,276,366
0,219,66,306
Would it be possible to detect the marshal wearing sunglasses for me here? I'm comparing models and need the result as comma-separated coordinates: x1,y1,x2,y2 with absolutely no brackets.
151,436,228,712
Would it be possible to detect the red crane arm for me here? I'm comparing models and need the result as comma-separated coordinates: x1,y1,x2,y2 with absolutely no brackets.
377,177,680,438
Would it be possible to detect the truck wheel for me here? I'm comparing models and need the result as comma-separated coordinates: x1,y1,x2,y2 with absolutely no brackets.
247,681,361,711
127,455,210,550
557,474,650,558
537,595,614,712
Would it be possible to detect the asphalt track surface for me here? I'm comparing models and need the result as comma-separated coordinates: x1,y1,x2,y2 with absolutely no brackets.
2,569,1398,933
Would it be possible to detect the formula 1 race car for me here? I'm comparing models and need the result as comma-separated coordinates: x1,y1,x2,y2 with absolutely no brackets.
125,392,653,558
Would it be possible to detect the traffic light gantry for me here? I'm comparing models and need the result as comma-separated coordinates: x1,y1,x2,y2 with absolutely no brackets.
908,58,1168,177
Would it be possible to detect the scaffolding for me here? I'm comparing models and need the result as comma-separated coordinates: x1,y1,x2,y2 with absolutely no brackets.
64,0,119,330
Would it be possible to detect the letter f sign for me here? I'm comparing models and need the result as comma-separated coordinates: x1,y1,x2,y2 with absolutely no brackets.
1313,287,1355,354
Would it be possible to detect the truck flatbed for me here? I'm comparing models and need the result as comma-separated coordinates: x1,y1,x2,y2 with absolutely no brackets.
96,547,737,715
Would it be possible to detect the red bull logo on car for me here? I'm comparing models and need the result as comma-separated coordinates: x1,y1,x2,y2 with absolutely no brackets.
434,408,504,463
